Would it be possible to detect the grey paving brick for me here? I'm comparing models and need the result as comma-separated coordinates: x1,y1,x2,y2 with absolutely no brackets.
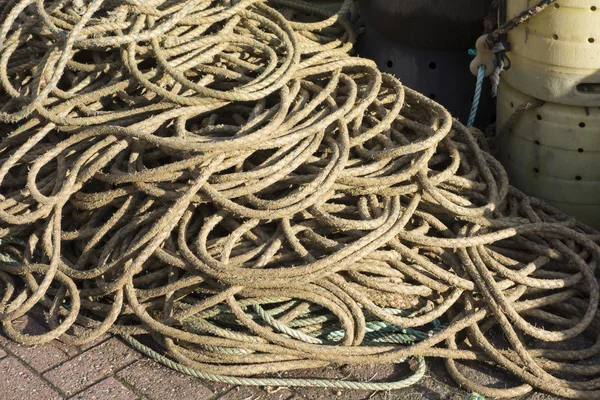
117,359,214,400
281,366,374,400
0,316,70,372
218,386,266,400
56,325,111,357
43,338,141,396
69,377,138,400
0,356,63,400
261,386,297,400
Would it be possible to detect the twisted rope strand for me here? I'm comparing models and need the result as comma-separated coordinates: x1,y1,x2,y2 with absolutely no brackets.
0,1,599,399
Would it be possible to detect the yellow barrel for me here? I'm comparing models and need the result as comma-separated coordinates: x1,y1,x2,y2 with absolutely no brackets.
497,81,600,229
503,0,600,106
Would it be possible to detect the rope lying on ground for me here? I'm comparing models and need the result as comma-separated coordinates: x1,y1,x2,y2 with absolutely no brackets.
0,0,600,398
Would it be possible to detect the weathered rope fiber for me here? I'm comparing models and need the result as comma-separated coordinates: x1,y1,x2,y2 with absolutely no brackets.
1,0,600,398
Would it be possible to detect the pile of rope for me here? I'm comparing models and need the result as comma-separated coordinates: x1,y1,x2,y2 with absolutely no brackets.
1,0,600,398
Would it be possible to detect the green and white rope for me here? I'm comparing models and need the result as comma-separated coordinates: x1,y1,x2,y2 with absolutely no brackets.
121,334,428,391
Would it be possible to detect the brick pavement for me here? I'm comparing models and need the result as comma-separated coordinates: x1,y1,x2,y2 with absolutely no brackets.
0,312,557,400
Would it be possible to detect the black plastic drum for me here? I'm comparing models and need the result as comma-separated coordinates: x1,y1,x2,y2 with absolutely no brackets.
355,0,494,124
358,0,490,50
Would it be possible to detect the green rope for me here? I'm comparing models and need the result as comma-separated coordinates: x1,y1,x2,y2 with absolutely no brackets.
467,392,485,400
0,237,24,264
0,236,437,390
467,49,486,127
253,304,324,344
121,334,428,391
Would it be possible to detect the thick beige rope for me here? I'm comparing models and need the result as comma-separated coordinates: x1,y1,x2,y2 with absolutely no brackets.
0,1,600,398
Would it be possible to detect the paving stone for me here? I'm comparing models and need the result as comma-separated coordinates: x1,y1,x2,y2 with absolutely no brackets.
56,325,111,357
217,385,298,400
341,362,399,382
117,359,214,400
376,360,467,400
448,359,521,391
69,377,138,400
0,315,70,372
44,338,141,396
2,340,70,373
280,366,374,400
419,359,560,400
261,386,297,400
369,377,454,400
200,378,237,397
525,393,562,400
218,386,266,399
283,362,424,400
0,357,63,400
339,362,411,400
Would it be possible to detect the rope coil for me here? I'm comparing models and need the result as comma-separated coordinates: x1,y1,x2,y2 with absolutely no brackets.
0,1,599,398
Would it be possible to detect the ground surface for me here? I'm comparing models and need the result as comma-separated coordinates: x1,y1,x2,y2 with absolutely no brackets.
0,311,560,400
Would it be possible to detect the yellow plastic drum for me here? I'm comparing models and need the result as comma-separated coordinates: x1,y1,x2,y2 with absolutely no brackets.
497,80,600,229
503,0,600,106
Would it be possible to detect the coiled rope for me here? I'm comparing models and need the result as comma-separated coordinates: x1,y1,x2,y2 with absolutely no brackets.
0,1,600,398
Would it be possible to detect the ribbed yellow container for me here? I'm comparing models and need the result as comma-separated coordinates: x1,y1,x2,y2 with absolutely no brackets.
503,0,600,106
497,1,600,228
497,81,600,229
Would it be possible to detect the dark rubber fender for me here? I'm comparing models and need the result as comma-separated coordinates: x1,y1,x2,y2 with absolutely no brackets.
358,0,491,50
